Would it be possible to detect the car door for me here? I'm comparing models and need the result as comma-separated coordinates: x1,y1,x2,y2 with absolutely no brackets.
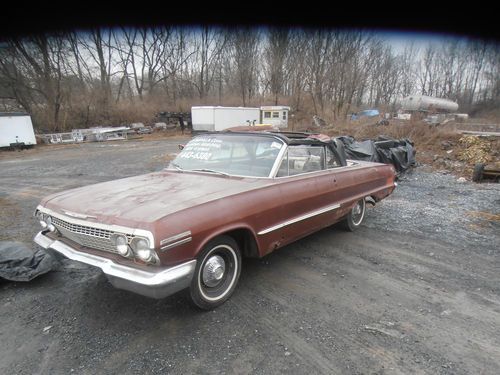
274,145,335,245
311,145,350,225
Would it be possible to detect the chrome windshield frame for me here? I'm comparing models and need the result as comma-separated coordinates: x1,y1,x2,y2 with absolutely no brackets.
168,134,287,179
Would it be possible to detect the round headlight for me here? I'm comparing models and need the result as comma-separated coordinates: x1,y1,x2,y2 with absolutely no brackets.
111,234,130,256
133,239,152,261
136,248,153,262
45,216,54,231
38,212,48,228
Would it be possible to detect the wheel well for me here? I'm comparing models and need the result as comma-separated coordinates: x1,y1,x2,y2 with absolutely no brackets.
223,228,259,258
365,196,377,206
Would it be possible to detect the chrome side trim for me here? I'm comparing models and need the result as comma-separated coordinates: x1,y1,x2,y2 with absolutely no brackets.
160,231,191,245
258,203,341,235
273,160,365,179
160,231,192,252
36,205,155,249
160,237,192,251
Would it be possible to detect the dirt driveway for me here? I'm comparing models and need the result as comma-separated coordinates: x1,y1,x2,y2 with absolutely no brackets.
1,139,499,374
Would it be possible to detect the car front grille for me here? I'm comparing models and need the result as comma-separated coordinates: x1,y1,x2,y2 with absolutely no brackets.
52,216,134,254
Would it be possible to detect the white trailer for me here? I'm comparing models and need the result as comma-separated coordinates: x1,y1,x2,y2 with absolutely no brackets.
400,95,459,113
191,106,260,132
260,106,290,128
0,113,37,148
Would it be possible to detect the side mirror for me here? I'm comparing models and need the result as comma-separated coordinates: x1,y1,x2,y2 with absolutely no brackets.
178,144,185,150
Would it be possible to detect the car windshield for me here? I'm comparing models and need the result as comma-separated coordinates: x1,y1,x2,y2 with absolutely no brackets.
168,134,284,177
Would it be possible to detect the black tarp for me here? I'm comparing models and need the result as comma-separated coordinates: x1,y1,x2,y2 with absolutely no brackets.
335,135,416,174
0,241,57,282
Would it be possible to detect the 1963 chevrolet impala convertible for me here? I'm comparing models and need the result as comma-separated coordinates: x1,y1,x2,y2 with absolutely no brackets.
34,131,396,309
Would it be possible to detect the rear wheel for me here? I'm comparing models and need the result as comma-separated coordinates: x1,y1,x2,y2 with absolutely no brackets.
472,163,485,182
341,198,366,231
189,235,241,310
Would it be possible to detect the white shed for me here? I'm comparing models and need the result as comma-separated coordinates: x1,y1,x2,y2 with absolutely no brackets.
260,106,290,128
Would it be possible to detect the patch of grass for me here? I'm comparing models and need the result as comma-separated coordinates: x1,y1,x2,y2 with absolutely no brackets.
467,211,500,222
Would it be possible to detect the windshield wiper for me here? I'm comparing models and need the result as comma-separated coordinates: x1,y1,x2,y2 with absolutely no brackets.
170,162,183,172
190,168,230,177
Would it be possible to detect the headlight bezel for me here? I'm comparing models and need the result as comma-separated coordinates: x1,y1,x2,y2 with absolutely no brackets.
130,237,159,264
45,215,56,232
36,211,48,228
110,233,132,257
36,211,55,231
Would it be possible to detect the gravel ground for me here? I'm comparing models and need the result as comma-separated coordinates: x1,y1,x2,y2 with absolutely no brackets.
0,139,499,374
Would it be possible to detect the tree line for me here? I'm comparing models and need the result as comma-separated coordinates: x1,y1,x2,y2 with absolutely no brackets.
0,26,499,131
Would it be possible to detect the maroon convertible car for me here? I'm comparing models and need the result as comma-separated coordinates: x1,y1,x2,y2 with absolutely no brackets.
34,131,396,309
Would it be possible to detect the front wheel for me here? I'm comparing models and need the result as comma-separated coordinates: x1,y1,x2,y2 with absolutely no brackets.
189,235,241,310
341,198,366,232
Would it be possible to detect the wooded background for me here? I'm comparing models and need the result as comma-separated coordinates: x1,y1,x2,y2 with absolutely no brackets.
1,27,499,131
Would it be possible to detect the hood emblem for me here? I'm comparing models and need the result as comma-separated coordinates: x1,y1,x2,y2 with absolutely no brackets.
63,210,96,219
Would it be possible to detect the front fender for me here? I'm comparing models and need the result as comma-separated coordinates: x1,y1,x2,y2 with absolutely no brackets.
194,223,259,258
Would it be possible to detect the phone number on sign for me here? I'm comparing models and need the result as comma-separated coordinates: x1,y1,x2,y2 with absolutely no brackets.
178,151,212,160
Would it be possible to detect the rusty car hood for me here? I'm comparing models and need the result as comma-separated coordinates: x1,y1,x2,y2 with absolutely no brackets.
42,171,270,224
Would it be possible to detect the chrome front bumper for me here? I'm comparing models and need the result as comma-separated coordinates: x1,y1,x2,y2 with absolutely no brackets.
34,231,196,299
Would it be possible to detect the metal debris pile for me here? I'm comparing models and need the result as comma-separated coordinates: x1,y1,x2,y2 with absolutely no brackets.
457,135,492,164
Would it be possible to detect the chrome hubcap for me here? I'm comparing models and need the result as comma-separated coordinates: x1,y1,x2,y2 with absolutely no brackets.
352,200,364,225
202,255,226,287
353,203,362,216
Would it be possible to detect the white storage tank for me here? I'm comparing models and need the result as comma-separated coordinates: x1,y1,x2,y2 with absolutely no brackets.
260,106,291,128
401,95,459,113
191,106,261,132
0,112,37,148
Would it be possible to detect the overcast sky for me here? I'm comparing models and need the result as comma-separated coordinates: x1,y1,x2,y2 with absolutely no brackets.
376,30,472,53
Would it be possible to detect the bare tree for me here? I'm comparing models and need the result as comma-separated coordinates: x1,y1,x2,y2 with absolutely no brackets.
397,43,419,98
419,44,438,96
1,27,499,131
327,31,374,118
286,30,309,111
304,29,334,115
482,47,500,102
263,28,291,105
0,34,69,131
188,26,230,100
231,28,261,106
462,39,488,109
75,29,115,122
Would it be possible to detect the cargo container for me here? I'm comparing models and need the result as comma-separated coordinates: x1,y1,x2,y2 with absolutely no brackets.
0,112,37,148
191,106,261,132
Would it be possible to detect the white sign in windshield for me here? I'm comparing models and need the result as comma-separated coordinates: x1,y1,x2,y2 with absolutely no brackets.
178,137,223,160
